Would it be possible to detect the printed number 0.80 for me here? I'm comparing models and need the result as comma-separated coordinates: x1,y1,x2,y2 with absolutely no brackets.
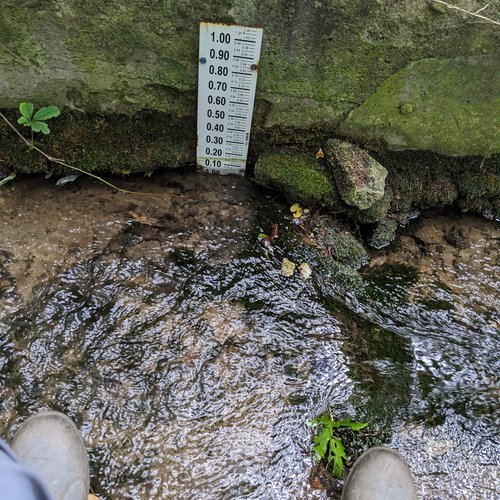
209,65,228,76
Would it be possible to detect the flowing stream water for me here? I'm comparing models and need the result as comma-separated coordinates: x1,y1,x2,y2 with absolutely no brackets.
0,172,498,499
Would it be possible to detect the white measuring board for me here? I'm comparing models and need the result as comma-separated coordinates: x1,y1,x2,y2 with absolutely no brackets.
197,22,263,175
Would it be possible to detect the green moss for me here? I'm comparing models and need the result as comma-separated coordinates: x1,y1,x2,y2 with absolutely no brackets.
254,152,341,207
340,54,500,156
1,0,499,187
456,169,500,215
325,139,388,210
368,218,399,249
0,109,194,174
312,217,368,269
364,262,420,305
322,298,414,422
368,149,499,217
352,190,392,224
421,176,458,209
316,257,366,296
399,103,413,114
418,297,454,311
2,0,499,151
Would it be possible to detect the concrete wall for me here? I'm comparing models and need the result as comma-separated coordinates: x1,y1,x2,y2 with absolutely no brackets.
0,0,499,173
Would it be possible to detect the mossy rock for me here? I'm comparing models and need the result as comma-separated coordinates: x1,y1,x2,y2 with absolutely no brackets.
315,257,366,296
0,110,194,174
456,169,500,216
312,217,368,270
254,152,342,208
368,218,399,249
324,139,388,210
1,0,499,166
340,54,500,157
352,189,393,224
374,150,500,217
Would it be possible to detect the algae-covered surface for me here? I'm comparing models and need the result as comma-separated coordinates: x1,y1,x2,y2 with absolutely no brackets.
254,153,340,208
253,149,500,229
1,0,499,168
340,54,500,156
0,174,498,499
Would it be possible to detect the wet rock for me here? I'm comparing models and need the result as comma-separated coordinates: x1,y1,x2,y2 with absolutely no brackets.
254,153,342,208
368,218,399,249
414,223,445,245
124,240,163,261
2,1,498,169
353,189,393,224
309,464,338,495
311,217,368,270
456,169,500,216
324,139,388,210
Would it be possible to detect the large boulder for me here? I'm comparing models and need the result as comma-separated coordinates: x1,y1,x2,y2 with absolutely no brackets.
339,55,500,157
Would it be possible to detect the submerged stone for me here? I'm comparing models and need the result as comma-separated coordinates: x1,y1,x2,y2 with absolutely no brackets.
324,139,388,210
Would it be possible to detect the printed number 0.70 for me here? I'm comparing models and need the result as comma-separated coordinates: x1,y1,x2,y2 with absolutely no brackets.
209,81,227,91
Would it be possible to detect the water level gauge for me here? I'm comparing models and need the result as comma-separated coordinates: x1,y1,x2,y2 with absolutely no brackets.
197,22,263,175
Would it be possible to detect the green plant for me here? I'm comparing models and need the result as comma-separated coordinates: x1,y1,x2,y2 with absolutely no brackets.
310,411,367,478
17,102,60,146
0,107,178,197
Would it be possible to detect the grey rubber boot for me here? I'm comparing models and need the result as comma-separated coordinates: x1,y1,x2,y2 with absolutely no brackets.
342,446,417,500
12,411,89,500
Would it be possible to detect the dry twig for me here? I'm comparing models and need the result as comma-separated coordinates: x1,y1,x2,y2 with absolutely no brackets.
0,111,183,197
432,1,500,26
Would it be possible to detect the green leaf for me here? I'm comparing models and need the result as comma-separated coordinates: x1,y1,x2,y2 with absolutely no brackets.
17,116,31,126
19,102,34,120
334,418,368,431
314,414,333,426
312,421,333,461
31,121,51,134
33,105,60,121
328,438,347,478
